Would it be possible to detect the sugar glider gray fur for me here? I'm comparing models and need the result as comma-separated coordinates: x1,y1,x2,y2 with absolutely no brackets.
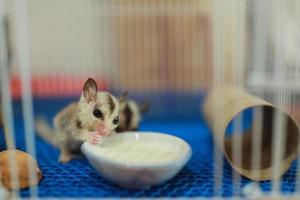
35,78,120,163
116,93,149,132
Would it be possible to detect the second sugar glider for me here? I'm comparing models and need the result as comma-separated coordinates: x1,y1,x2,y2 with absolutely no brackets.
36,78,120,163
116,93,149,132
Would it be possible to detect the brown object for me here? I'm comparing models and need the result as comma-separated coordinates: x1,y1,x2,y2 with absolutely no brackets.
0,150,42,189
203,87,300,181
114,0,212,91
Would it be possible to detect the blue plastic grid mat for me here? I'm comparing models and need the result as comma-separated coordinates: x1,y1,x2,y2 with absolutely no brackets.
3,98,299,198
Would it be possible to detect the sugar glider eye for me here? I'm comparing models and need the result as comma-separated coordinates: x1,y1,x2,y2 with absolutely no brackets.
113,116,119,125
93,109,103,119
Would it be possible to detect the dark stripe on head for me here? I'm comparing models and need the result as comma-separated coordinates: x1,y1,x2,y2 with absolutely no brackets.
124,103,133,130
107,94,116,114
76,119,82,129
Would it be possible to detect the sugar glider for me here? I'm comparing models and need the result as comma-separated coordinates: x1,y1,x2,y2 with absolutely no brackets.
116,93,149,132
36,78,120,163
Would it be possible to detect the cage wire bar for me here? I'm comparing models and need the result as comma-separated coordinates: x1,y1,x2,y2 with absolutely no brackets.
231,0,246,196
0,0,21,197
212,0,224,196
250,0,266,195
249,0,267,196
271,0,287,194
14,0,38,197
296,1,300,190
1,0,300,199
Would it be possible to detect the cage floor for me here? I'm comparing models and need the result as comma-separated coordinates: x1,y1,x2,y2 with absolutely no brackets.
4,99,299,198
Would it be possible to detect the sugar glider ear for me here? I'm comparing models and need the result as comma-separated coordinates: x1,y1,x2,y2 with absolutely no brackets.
119,91,128,103
83,78,98,102
139,102,150,114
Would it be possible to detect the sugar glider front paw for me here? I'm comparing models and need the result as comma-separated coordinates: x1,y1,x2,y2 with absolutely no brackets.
89,131,103,145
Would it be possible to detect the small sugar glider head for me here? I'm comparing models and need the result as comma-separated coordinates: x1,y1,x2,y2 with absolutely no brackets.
116,93,149,132
78,78,120,136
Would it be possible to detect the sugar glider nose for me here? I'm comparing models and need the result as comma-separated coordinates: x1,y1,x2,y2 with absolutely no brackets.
99,130,109,136
96,122,112,136
97,128,110,136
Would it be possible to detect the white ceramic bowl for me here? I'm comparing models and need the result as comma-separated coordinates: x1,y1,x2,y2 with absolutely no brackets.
81,132,192,188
